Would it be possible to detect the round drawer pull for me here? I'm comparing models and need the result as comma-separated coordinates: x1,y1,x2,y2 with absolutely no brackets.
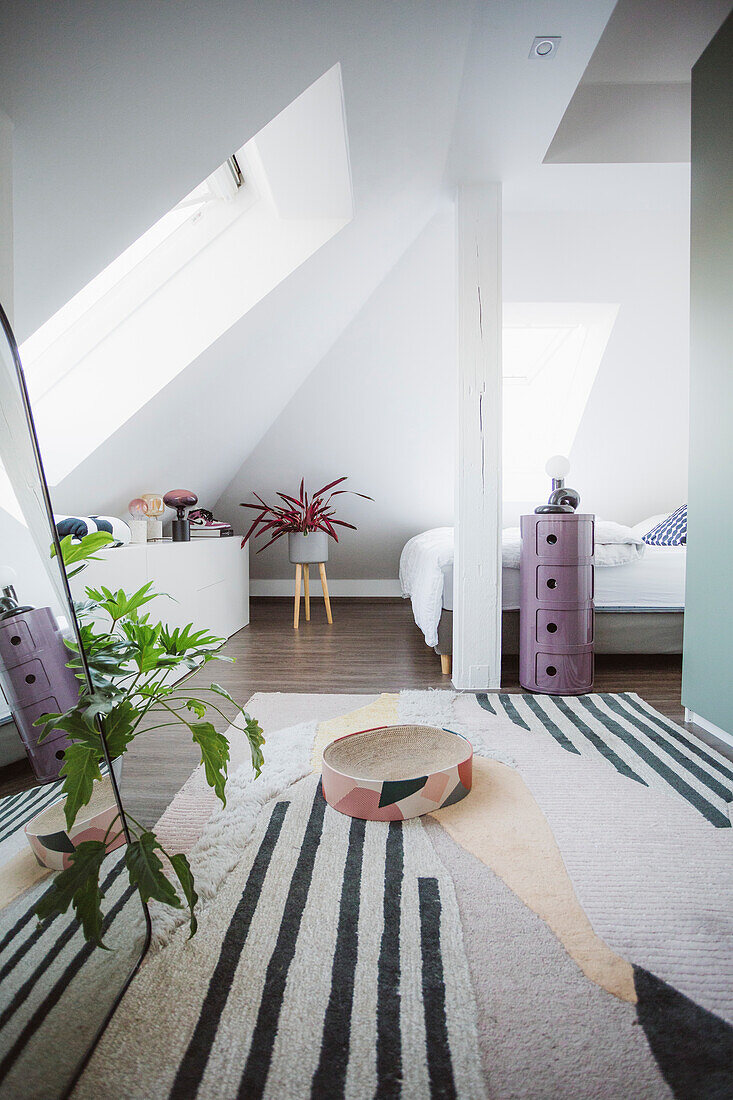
546,534,558,545
546,578,557,589
547,623,558,634
546,665,557,677
10,636,21,646
25,673,36,684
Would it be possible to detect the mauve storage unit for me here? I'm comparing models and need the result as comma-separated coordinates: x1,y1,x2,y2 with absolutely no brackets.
519,513,595,695
0,607,79,782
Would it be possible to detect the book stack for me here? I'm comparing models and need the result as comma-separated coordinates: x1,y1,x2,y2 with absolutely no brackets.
190,523,234,538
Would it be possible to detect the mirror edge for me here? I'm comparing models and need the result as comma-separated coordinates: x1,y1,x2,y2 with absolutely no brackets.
0,300,151,1095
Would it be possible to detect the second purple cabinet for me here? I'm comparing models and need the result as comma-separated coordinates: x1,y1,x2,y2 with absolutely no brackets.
519,513,595,695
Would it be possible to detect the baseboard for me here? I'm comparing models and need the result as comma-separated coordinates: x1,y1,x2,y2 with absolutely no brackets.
685,708,733,750
250,579,403,597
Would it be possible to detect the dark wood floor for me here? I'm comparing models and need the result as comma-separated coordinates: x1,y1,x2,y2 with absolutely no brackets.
4,598,727,827
120,598,694,825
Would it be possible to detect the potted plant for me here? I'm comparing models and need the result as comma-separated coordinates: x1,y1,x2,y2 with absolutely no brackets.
33,531,265,945
240,476,372,563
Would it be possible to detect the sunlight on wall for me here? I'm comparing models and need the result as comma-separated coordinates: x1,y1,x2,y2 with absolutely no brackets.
503,301,618,502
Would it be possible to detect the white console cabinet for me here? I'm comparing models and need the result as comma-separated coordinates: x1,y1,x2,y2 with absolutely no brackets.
71,539,249,640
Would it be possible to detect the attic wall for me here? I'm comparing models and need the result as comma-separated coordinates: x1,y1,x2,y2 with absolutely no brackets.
2,2,472,522
216,210,457,585
0,0,472,340
503,205,690,527
224,197,691,590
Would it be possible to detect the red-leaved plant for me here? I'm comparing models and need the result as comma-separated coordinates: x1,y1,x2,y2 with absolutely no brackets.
240,477,373,552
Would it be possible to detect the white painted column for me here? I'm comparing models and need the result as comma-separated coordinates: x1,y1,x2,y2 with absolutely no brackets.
0,110,13,320
452,183,502,690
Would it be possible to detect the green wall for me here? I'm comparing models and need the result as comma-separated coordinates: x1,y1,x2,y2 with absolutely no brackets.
682,12,733,735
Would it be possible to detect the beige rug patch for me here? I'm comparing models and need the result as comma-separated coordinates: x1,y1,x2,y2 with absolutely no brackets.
310,693,399,770
432,757,637,1004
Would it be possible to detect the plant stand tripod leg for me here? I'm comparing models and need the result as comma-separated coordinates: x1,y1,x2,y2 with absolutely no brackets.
304,563,310,621
319,562,333,624
294,563,302,629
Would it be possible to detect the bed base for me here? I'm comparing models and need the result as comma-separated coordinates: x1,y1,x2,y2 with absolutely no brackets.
434,608,683,672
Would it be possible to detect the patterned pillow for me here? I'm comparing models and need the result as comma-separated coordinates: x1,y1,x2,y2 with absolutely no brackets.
54,515,131,546
642,505,687,546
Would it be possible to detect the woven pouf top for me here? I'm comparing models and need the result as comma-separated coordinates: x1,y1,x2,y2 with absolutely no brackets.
322,724,472,821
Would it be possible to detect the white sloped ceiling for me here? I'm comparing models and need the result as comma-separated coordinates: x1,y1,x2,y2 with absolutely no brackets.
1,1,618,520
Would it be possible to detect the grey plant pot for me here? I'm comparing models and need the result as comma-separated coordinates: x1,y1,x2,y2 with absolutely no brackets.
288,530,329,564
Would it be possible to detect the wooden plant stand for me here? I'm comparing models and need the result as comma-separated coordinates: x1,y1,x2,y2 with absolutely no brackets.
293,562,332,629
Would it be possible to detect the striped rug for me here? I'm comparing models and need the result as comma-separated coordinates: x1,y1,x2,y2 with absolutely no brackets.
74,771,486,1100
0,763,110,862
0,847,144,1098
478,691,733,828
62,690,733,1099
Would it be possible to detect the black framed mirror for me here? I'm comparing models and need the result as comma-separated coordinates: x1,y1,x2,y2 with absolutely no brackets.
0,302,150,1098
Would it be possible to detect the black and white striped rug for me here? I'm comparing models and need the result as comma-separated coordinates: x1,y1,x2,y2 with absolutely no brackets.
74,771,486,1100
0,847,143,1099
478,691,733,828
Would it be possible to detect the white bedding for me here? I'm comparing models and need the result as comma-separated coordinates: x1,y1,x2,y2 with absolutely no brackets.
400,523,685,647
499,546,686,611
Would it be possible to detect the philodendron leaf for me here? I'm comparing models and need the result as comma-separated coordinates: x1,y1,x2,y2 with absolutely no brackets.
209,683,237,706
100,699,139,759
169,852,198,936
34,840,109,946
243,713,265,778
60,743,103,831
54,531,115,566
125,832,182,909
185,699,207,719
190,722,230,806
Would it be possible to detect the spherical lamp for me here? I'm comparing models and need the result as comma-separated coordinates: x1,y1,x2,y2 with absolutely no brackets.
142,493,165,542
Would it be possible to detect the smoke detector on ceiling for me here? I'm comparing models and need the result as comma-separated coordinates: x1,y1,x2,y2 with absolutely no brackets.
529,36,561,60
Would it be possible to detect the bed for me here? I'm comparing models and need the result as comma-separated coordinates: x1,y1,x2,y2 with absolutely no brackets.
401,518,685,673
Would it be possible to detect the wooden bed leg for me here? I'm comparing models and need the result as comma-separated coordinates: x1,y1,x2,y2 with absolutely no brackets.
440,654,452,676
304,563,310,621
294,563,302,629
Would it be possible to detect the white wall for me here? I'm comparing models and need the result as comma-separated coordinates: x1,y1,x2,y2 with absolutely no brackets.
216,210,456,584
503,204,690,527
218,197,691,587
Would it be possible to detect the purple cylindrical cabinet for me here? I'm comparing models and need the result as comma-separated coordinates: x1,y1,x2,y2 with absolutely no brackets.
519,513,595,695
0,607,80,782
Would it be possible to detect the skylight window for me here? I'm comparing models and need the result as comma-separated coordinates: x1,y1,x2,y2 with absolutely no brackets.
503,302,619,501
19,64,353,487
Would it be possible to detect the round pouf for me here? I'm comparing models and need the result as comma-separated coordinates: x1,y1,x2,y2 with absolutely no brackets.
322,724,472,821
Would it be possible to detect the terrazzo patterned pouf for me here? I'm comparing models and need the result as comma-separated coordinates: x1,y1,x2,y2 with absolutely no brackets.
321,724,472,820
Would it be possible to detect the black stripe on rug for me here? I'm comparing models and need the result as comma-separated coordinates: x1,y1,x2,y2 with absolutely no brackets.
576,697,730,828
418,877,457,1100
599,695,733,804
0,858,127,991
475,694,496,715
236,786,328,1099
522,695,581,755
547,696,648,784
169,799,290,1100
310,814,366,1099
617,694,733,785
376,819,404,1099
497,695,531,731
0,883,137,1084
0,785,65,844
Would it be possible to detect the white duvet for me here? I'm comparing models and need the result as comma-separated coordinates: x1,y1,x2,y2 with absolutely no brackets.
399,522,646,647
